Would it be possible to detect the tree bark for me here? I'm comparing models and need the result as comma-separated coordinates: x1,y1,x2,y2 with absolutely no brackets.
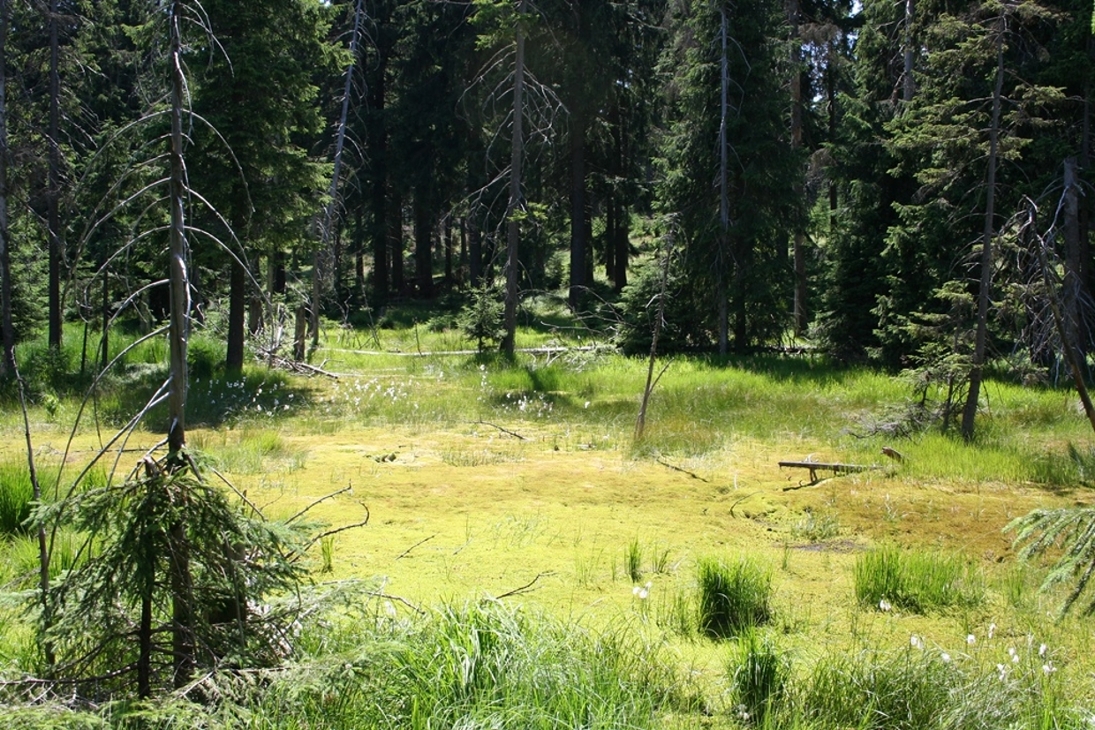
413,192,433,298
903,0,916,102
48,0,62,349
568,111,587,308
167,0,193,689
960,16,1004,442
225,256,246,374
788,0,807,337
389,189,404,294
501,0,526,356
0,0,13,377
718,5,730,355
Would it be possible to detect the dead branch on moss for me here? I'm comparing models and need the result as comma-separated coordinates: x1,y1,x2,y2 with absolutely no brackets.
655,457,709,482
495,571,555,599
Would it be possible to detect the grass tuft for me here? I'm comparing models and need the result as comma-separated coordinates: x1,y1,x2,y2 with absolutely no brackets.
0,462,35,535
854,544,984,613
728,628,787,725
696,556,772,639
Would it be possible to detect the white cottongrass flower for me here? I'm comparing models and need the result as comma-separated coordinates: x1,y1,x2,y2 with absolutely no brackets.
988,622,996,639
940,652,951,663
1043,661,1057,675
967,634,976,646
910,635,925,650
1039,643,1048,657
879,599,892,612
996,663,1007,680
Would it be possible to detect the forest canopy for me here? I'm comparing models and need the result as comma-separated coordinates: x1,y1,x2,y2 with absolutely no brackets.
2,0,1092,380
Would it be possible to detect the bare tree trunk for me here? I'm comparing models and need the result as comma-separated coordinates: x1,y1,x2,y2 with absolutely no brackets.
717,5,730,355
636,232,673,441
960,16,1004,442
788,0,807,337
48,0,62,349
1064,157,1084,360
903,0,916,102
501,0,526,357
167,0,193,688
315,0,365,345
0,0,13,377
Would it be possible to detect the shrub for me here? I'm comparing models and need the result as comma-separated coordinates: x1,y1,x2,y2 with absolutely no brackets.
697,556,772,639
458,284,505,352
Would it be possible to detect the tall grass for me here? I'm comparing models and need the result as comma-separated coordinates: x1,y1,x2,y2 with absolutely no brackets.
0,462,33,535
728,628,787,725
794,644,1082,730
2,599,691,728
854,545,984,613
697,556,772,639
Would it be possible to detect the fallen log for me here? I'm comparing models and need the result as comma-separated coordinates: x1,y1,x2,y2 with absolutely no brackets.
779,460,880,488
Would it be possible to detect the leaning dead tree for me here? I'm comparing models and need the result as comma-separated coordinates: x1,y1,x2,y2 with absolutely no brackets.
635,226,675,442
312,0,367,350
1014,194,1095,437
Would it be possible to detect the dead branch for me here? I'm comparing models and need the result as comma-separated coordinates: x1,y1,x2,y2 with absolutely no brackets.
729,492,763,517
266,354,339,379
495,571,555,599
396,534,437,560
291,510,370,563
475,420,526,440
286,484,353,524
656,457,710,482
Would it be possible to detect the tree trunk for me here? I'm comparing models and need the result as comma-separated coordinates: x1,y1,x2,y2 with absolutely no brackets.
369,62,389,304
903,0,916,102
788,0,807,337
717,5,730,355
469,214,482,286
389,189,404,295
613,203,629,291
315,0,363,342
225,256,246,375
413,191,433,298
0,0,13,377
568,111,587,308
1064,156,1082,353
960,16,1004,442
48,0,62,349
167,0,193,688
501,0,526,356
444,214,453,286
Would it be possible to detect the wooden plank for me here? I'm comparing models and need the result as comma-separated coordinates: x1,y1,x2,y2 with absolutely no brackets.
778,461,873,472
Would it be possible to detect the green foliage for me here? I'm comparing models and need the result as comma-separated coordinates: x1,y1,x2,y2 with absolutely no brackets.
626,538,643,582
728,628,787,725
696,556,772,639
38,463,311,694
1008,506,1095,616
458,284,505,352
854,545,984,613
0,461,34,535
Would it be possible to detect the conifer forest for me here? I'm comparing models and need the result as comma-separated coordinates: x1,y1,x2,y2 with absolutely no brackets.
3,0,1091,374
1,0,1095,726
